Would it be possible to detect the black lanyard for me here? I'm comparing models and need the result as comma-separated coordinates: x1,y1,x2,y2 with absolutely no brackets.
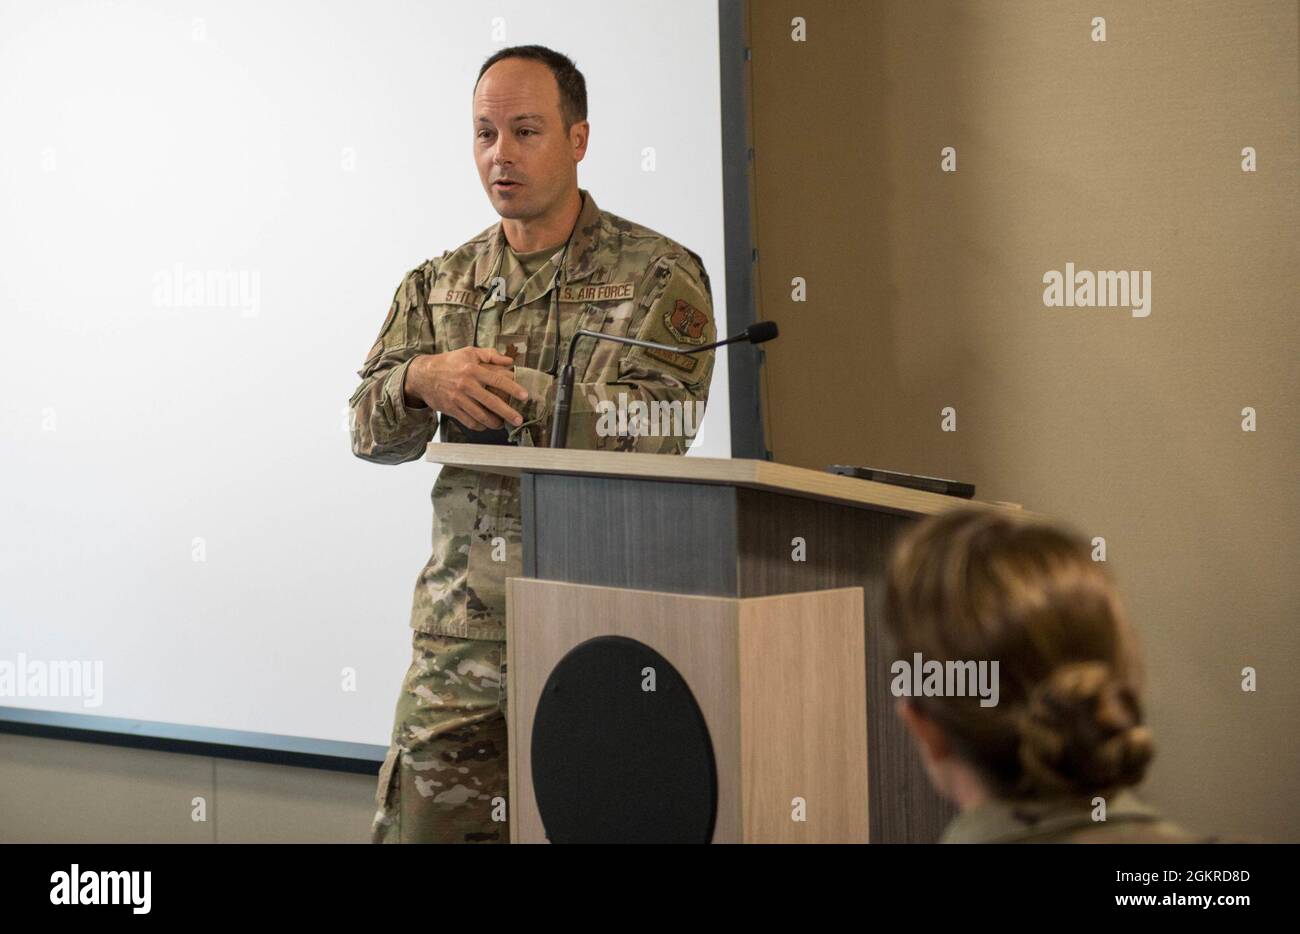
455,208,579,444
474,231,575,379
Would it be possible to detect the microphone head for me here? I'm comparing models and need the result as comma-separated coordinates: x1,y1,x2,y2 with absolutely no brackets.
746,320,779,344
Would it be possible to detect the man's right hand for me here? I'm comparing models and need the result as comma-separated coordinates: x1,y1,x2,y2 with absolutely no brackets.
402,348,529,430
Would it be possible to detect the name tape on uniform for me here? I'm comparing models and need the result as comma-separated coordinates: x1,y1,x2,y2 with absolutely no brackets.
428,281,638,307
644,346,699,373
427,288,478,308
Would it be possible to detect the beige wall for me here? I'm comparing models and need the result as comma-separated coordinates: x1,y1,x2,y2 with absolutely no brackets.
747,0,1298,840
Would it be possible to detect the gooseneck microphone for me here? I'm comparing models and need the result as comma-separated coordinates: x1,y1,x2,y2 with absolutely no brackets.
548,321,779,449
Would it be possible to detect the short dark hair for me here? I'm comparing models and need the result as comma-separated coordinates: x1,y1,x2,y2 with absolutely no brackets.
475,45,587,131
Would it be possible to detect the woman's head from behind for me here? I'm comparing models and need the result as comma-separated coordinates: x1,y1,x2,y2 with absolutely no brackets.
885,506,1155,808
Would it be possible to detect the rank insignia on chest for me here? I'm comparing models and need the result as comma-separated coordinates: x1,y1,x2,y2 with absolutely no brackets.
665,299,709,344
500,337,527,358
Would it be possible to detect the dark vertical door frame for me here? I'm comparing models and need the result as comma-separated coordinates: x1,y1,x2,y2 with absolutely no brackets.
719,0,768,460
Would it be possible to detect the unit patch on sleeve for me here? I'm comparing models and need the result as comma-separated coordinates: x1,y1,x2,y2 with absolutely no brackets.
664,299,710,344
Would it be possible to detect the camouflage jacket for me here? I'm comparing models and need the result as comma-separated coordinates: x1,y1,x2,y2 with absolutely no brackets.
939,788,1211,843
348,188,716,641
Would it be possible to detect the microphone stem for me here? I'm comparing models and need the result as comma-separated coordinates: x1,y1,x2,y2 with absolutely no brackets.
549,363,576,448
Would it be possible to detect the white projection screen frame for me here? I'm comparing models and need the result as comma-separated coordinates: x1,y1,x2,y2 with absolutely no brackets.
0,0,761,770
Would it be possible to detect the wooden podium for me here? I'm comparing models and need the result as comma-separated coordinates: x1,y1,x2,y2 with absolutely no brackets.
425,444,1021,844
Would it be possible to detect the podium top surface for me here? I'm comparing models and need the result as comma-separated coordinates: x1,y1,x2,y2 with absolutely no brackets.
424,443,1025,518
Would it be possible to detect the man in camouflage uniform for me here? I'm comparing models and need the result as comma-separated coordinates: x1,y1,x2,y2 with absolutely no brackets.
348,45,716,843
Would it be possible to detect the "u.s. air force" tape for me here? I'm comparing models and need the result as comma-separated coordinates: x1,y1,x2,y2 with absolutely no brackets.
558,280,637,302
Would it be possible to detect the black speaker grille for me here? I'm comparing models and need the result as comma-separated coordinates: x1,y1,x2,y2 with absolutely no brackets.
530,635,718,843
